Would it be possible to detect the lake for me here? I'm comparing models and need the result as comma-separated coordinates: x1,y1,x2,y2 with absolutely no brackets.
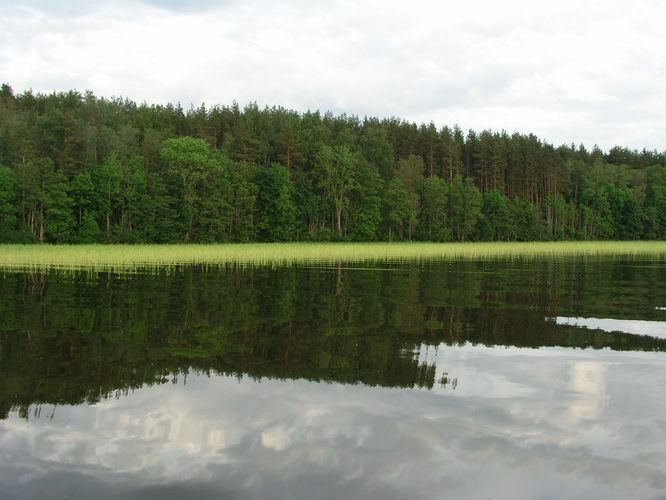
1,255,666,499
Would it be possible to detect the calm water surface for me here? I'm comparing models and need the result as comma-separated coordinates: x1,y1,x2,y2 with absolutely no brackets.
1,257,666,499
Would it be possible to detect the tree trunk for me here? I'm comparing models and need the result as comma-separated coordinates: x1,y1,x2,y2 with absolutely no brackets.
335,199,342,237
107,176,111,239
39,204,44,243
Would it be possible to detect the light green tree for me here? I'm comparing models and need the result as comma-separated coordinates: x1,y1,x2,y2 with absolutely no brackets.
383,178,413,241
314,144,357,238
420,176,450,241
449,175,481,241
161,137,215,241
0,164,18,241
255,163,296,241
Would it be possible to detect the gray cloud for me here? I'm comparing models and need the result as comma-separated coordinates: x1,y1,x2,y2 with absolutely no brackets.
0,0,231,14
138,0,240,12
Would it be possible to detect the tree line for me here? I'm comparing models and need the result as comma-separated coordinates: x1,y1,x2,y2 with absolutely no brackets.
0,83,665,243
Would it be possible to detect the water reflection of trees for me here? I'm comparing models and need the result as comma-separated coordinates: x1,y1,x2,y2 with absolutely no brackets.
1,258,665,418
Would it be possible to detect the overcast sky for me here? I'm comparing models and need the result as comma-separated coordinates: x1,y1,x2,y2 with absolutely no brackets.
1,0,665,151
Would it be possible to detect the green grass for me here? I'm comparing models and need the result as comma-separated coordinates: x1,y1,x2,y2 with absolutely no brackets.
1,241,665,272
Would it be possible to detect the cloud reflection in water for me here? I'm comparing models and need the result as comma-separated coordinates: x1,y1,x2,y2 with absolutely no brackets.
1,344,665,500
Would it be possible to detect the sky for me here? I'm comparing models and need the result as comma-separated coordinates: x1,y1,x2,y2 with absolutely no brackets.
1,0,665,151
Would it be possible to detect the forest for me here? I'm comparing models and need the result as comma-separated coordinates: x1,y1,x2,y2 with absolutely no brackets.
0,83,665,243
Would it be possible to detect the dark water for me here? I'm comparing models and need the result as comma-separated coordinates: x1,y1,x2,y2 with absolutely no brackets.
1,257,666,499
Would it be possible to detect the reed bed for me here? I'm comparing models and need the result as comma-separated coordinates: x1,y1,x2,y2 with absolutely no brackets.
0,241,665,273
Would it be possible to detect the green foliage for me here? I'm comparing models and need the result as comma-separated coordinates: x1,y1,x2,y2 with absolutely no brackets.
73,213,101,243
0,84,664,244
359,126,394,180
0,164,18,240
255,163,297,241
161,137,216,241
346,157,383,241
420,176,451,241
482,189,513,241
383,178,413,240
314,144,358,238
42,160,74,242
90,157,121,241
449,175,481,241
395,155,425,239
225,160,257,242
511,197,542,241
645,166,666,239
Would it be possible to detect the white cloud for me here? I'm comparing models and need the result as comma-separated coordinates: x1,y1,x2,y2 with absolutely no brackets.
0,0,664,150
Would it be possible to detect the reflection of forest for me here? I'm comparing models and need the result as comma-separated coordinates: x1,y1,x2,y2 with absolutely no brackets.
1,258,665,418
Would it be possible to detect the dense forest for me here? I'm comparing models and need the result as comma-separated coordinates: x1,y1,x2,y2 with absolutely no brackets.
0,83,665,243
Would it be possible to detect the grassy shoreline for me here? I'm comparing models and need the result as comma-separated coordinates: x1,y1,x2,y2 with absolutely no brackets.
1,241,665,272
